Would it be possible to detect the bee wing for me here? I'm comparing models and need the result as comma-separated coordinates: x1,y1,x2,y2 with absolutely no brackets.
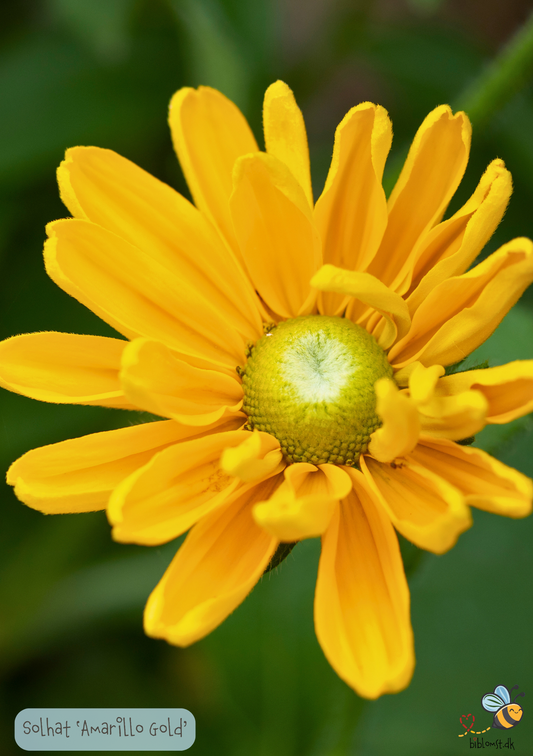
482,693,505,711
494,685,511,704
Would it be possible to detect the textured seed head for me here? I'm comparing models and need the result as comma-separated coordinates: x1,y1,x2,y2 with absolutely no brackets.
241,315,393,465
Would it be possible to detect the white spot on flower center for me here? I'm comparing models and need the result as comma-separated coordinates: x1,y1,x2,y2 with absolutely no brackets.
281,331,355,402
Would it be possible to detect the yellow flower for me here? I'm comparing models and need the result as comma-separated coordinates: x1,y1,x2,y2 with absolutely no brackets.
2,80,533,700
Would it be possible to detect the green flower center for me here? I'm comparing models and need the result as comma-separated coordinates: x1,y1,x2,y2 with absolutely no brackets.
241,315,393,466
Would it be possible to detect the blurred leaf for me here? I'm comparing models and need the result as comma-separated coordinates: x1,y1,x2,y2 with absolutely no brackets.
490,91,533,191
455,10,533,128
170,0,250,107
0,513,107,664
0,196,21,266
0,541,177,670
477,414,533,475
0,25,181,188
219,0,277,73
0,34,92,185
405,0,446,17
365,26,483,123
48,0,135,61
467,302,533,367
370,25,484,195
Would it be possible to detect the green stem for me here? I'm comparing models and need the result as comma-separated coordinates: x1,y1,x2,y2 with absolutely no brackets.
454,10,533,126
329,692,367,756
309,687,367,756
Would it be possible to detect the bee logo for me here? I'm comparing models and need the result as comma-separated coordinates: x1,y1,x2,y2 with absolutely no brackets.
482,684,524,730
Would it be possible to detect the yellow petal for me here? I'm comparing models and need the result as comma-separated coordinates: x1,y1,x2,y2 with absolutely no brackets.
434,361,533,424
58,146,264,342
392,360,423,387
368,106,471,288
368,378,420,462
310,265,411,349
220,429,284,482
263,80,313,206
120,338,244,425
408,363,488,441
45,218,247,370
412,437,532,518
108,429,271,545
6,419,220,513
231,152,321,319
407,159,512,308
314,103,391,314
252,462,352,541
144,476,280,646
169,86,258,258
361,455,472,554
408,362,445,405
253,486,335,541
418,390,488,440
0,332,133,408
389,237,533,368
314,471,414,699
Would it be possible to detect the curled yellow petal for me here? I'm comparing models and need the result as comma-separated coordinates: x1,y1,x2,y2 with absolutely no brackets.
408,362,445,405
418,390,488,441
252,462,351,541
368,378,420,462
220,430,284,483
253,486,335,542
408,362,488,441
434,360,533,424
263,80,313,206
393,360,422,387
311,265,411,349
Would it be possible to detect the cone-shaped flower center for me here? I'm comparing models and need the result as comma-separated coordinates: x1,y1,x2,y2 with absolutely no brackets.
242,315,393,465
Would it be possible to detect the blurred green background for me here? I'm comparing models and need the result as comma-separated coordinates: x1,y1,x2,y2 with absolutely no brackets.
1,0,533,754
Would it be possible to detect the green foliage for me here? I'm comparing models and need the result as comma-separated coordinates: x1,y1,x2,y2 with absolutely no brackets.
445,360,489,381
170,0,250,107
49,0,135,61
264,542,298,573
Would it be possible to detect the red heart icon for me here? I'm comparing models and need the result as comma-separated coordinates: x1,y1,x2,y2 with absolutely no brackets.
460,714,475,731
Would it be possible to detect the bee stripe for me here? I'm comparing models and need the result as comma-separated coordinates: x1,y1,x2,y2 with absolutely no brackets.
503,708,516,726
497,707,519,728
